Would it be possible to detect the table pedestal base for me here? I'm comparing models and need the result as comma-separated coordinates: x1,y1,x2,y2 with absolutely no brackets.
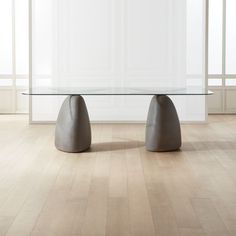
55,95,91,153
55,95,181,153
145,95,181,152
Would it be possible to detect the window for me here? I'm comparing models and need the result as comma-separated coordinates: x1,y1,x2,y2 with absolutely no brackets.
208,0,236,113
0,0,29,113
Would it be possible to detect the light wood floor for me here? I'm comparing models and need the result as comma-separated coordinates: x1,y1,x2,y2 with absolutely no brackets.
0,115,236,236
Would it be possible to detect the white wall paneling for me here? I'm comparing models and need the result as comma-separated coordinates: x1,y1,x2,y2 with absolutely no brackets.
208,89,223,113
31,0,207,122
225,89,236,112
0,89,14,112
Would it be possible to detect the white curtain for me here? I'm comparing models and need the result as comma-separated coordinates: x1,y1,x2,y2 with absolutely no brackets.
31,0,206,122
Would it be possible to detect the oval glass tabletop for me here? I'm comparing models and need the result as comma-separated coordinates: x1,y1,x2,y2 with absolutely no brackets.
23,87,213,96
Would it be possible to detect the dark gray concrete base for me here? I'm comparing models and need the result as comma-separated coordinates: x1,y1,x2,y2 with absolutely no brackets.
55,95,91,153
145,95,181,152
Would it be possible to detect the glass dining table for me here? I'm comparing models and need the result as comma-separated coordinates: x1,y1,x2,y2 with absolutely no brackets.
23,87,213,153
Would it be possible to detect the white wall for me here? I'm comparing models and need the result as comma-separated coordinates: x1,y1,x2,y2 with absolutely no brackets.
31,0,206,122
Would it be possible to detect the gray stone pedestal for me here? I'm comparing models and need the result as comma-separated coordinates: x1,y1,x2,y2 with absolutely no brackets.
55,95,91,153
145,95,181,152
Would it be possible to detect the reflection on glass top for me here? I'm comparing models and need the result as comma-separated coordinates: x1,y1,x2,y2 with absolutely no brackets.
23,87,213,96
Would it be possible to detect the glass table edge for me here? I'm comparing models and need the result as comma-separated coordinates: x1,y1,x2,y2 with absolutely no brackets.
22,91,214,96
22,87,213,96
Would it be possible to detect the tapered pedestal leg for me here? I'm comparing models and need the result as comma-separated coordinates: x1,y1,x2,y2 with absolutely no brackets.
55,95,91,153
145,95,181,152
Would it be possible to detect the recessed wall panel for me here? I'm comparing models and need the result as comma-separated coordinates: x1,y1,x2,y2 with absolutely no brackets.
61,0,112,74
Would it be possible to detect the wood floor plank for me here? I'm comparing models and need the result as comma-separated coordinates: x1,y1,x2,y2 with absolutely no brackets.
5,149,64,236
106,197,130,236
109,151,127,198
30,153,79,235
80,178,108,236
191,198,230,236
140,149,181,236
179,228,206,236
126,148,156,236
211,197,236,233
